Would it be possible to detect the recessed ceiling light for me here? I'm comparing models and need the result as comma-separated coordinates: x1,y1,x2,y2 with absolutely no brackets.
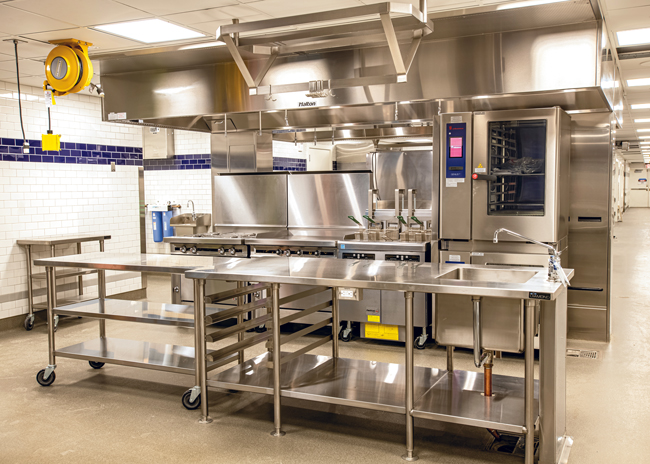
635,118,650,123
617,28,650,47
631,103,650,110
94,19,204,44
628,78,650,87
639,135,650,139
497,0,569,10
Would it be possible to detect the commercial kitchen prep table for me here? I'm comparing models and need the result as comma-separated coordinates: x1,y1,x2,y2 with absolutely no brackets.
31,252,246,409
186,257,574,464
17,234,111,331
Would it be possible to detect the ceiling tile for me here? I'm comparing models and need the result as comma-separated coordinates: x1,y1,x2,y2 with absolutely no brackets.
8,0,151,27
247,0,362,17
0,5,76,35
605,6,650,35
603,0,650,11
0,39,54,60
112,0,239,16
216,4,267,18
0,52,14,62
1,73,50,87
191,20,238,35
0,58,44,75
163,9,234,25
22,27,143,51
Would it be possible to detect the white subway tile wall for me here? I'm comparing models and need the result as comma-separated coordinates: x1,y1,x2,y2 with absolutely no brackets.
144,169,212,254
174,130,210,156
0,80,143,321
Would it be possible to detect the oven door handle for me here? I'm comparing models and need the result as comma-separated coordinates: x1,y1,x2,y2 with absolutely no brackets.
471,173,498,182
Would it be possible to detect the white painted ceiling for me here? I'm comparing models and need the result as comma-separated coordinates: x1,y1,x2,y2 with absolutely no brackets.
0,0,648,160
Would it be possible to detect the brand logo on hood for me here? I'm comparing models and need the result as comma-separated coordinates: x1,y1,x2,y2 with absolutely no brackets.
298,101,316,107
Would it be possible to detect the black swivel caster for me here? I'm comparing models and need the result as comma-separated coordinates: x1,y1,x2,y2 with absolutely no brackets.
254,325,267,333
339,331,352,342
24,316,34,331
182,389,201,410
414,337,426,350
36,369,56,387
89,361,105,369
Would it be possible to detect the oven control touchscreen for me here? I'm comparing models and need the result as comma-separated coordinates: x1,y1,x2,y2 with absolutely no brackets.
446,123,466,179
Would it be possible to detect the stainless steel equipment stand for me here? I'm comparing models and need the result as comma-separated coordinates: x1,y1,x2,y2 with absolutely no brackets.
17,234,111,331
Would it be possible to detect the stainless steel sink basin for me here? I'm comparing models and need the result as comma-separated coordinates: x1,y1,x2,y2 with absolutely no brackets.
170,213,211,227
436,268,538,284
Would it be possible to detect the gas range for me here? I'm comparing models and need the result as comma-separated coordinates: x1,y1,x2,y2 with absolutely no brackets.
247,233,338,258
164,232,255,257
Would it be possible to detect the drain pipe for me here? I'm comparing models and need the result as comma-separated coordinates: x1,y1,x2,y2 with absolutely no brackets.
484,350,494,397
472,296,489,368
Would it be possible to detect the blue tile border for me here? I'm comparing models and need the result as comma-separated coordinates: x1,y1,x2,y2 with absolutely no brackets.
0,138,143,166
273,157,307,172
143,154,211,171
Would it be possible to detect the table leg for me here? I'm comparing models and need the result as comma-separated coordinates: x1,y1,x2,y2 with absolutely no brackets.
403,291,418,462
50,245,57,308
45,267,56,378
98,267,106,339
446,345,454,372
332,287,340,359
77,242,83,296
195,279,212,424
524,299,536,464
271,282,285,437
237,281,245,364
25,245,34,325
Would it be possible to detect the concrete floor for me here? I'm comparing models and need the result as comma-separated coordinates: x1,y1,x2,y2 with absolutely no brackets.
2,209,650,463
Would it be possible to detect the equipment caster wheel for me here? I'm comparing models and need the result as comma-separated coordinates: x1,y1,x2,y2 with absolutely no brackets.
182,389,201,410
340,331,352,342
24,315,34,331
89,361,105,369
254,325,267,333
36,369,56,387
414,333,428,350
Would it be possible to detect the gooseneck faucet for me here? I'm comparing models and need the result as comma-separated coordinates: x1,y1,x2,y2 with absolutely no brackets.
187,200,196,221
493,228,570,287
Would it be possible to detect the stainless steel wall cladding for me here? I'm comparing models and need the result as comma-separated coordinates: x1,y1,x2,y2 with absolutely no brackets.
373,151,433,211
213,174,288,228
98,21,610,131
287,172,370,230
211,132,273,173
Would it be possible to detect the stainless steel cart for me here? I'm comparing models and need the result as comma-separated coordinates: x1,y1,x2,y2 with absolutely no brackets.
17,234,111,331
32,252,241,410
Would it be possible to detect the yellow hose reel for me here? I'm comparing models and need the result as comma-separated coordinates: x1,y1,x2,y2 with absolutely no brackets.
44,39,93,97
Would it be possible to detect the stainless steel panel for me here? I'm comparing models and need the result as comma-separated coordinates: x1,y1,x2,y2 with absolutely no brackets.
440,113,472,240
435,295,524,352
413,370,539,434
381,291,429,328
211,132,273,173
213,174,288,228
567,113,612,341
440,250,471,264
339,289,381,322
142,128,174,159
287,172,369,229
472,107,570,244
207,352,447,414
470,252,549,267
373,151,433,211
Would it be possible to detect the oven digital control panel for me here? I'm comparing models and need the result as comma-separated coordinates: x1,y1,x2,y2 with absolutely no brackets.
446,123,466,179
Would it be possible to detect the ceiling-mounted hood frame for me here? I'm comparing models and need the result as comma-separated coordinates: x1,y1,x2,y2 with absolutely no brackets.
217,2,433,97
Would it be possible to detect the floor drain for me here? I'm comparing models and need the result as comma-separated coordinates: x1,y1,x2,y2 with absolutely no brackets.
484,431,538,457
566,349,599,359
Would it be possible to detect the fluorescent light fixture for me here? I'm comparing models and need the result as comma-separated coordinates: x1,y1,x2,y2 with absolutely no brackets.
399,101,411,104
639,135,650,139
638,129,650,132
617,28,650,47
497,0,569,10
94,19,204,44
179,41,225,50
329,106,341,109
631,103,650,110
627,78,650,87
636,118,650,123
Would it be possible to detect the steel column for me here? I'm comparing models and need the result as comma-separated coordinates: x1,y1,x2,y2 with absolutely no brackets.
46,267,56,367
446,345,454,372
77,242,83,296
270,282,285,437
195,279,212,424
25,245,33,321
402,291,418,461
50,245,57,308
524,299,536,464
332,287,340,359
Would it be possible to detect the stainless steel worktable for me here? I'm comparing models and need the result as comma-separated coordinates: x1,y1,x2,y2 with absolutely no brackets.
186,257,573,464
32,253,241,410
17,234,112,331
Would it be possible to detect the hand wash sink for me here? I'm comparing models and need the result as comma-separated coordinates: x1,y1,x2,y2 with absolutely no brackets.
436,268,538,284
170,213,211,235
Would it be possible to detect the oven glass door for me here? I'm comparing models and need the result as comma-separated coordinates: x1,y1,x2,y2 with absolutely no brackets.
488,119,547,217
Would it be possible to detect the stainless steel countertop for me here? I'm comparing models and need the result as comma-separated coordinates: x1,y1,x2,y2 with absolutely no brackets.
33,252,220,274
17,234,112,246
186,257,573,300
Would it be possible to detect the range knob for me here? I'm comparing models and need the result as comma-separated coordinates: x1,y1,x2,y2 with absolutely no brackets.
229,247,237,256
276,249,283,255
180,246,187,254
296,250,302,256
218,247,225,255
284,249,291,257
190,246,198,254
